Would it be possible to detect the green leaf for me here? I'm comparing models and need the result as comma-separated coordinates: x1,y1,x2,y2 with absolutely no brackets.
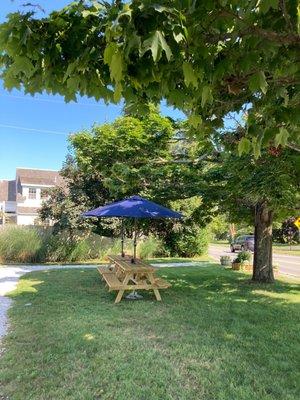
113,82,122,102
142,31,172,62
66,76,79,92
252,137,261,159
238,138,251,155
10,56,34,78
183,62,198,88
249,71,268,94
201,86,213,108
274,127,289,147
262,127,277,146
3,71,21,91
104,43,117,65
189,114,202,128
258,0,279,14
110,51,123,83
173,31,185,43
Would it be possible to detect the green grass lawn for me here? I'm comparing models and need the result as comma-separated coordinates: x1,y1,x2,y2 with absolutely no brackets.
1,265,299,400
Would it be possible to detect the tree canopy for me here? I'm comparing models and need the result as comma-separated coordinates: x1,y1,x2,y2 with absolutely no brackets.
1,0,299,154
41,110,208,256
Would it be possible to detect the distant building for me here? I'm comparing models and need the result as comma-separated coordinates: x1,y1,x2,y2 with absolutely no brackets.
0,168,64,225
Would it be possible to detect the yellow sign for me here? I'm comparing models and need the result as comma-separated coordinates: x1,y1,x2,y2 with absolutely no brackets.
294,217,300,229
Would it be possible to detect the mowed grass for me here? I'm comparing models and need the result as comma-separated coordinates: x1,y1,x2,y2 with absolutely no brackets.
1,265,299,400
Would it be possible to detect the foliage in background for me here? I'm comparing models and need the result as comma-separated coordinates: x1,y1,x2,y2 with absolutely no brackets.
0,226,166,264
163,197,209,257
207,214,230,241
0,1,299,155
40,110,208,257
273,217,300,244
137,235,165,259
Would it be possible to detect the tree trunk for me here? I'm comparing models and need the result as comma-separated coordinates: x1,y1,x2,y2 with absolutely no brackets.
252,202,274,283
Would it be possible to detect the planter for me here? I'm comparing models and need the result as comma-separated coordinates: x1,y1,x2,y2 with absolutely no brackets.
220,257,231,266
232,262,241,271
241,263,252,272
232,262,252,271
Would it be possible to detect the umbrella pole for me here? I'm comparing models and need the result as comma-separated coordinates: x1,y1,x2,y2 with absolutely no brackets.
121,219,125,257
127,218,143,299
131,218,137,263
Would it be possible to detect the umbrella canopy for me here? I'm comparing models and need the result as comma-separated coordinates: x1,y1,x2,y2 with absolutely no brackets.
83,195,182,262
82,195,183,219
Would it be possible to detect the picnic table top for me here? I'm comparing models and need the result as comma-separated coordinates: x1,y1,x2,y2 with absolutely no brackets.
107,254,155,273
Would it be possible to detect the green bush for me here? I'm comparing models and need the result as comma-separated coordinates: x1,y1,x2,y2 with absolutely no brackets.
137,236,165,259
234,250,251,264
0,226,42,263
165,225,208,257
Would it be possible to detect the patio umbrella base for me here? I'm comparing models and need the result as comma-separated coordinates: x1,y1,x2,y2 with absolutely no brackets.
125,291,144,300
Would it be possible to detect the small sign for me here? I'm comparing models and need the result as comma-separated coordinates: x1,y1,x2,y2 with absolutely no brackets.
294,217,300,229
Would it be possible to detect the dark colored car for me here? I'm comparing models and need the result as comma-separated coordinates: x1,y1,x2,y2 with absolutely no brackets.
230,235,254,252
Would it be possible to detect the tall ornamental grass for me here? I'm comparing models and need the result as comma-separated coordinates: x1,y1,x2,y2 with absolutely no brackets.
0,226,42,263
0,226,165,263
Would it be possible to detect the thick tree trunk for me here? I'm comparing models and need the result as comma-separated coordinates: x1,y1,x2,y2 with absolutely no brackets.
252,202,274,283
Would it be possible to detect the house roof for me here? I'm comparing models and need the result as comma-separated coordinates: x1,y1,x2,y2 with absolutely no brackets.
16,168,64,187
0,180,16,201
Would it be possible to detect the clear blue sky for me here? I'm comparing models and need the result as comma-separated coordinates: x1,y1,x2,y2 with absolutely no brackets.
0,1,184,180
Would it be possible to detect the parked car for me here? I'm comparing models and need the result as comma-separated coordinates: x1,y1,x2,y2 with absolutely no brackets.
230,235,254,252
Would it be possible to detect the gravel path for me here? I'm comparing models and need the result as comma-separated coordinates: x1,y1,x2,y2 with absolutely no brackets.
0,261,209,342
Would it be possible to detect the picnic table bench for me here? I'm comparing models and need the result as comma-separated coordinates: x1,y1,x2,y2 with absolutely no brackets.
97,255,171,303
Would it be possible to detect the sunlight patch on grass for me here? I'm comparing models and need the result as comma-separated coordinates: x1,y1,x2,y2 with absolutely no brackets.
83,333,95,341
9,278,44,296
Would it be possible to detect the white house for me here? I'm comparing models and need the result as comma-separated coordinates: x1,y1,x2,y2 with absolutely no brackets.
0,168,64,225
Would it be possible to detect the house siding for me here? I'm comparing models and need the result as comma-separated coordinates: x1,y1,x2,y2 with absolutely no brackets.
0,168,63,226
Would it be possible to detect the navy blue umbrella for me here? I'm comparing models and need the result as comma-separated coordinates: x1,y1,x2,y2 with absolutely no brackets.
83,195,182,262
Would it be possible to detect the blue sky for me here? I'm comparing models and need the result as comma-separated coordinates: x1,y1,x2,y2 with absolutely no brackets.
0,1,184,180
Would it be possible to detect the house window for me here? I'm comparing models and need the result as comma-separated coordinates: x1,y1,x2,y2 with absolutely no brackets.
28,188,37,199
41,189,49,200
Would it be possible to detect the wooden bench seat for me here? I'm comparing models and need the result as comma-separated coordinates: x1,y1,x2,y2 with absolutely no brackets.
100,271,170,291
97,266,114,275
154,278,171,289
101,272,123,291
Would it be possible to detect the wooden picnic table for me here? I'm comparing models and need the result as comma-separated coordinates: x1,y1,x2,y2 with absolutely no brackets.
98,254,171,303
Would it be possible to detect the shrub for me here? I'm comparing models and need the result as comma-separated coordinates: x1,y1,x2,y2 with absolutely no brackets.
233,250,251,264
0,226,42,263
137,236,164,259
165,225,209,257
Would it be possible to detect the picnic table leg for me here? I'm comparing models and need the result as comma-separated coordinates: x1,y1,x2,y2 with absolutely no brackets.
153,288,162,301
115,289,125,304
114,273,131,304
148,273,162,301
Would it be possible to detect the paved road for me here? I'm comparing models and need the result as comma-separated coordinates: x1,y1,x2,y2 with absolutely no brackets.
209,245,300,278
